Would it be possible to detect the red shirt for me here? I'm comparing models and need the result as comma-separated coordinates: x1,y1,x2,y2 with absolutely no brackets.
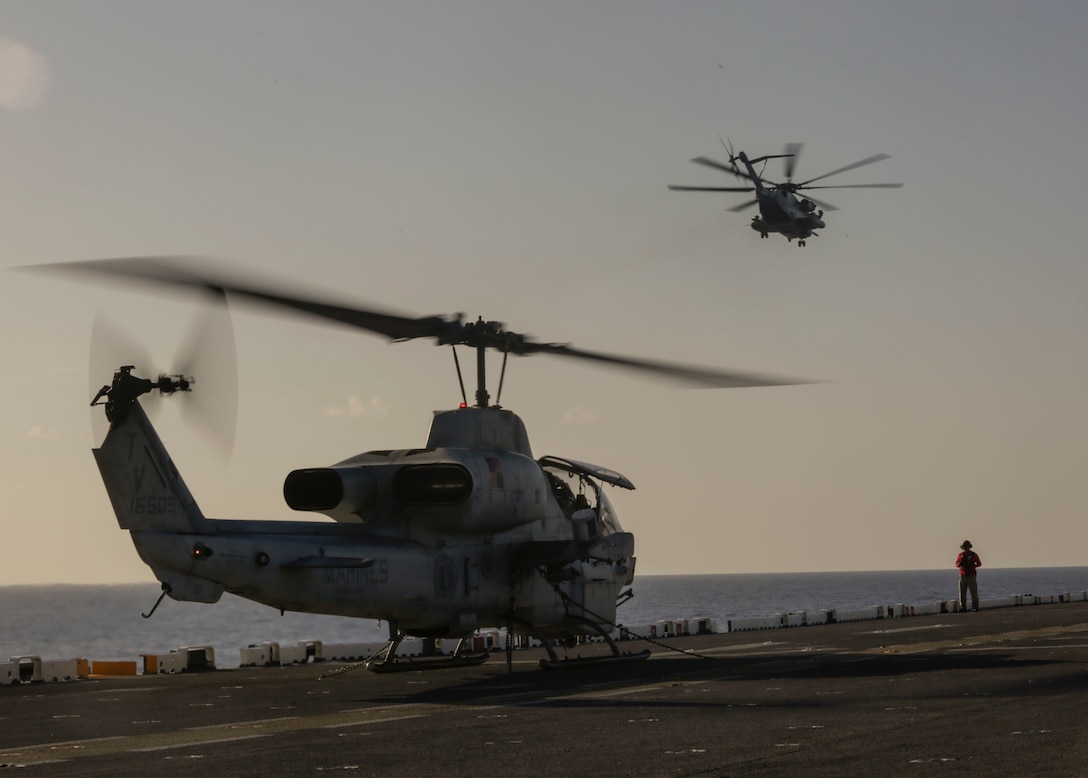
956,550,981,576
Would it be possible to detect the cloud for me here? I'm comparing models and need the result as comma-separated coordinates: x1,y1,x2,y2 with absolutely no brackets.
323,395,390,419
562,405,599,425
27,425,58,439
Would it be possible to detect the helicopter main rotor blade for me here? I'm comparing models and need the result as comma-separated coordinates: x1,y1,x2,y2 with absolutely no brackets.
797,183,904,190
783,142,803,181
727,199,760,213
29,256,815,389
803,195,838,212
515,342,806,388
668,185,755,193
794,153,892,187
689,156,756,183
32,256,460,343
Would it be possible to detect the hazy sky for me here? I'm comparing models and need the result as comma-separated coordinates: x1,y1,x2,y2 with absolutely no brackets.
3,1,1088,586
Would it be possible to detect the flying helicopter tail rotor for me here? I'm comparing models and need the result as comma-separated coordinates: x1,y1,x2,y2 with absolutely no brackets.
719,136,739,168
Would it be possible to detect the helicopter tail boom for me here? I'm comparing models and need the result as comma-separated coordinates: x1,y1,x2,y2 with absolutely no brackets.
93,388,209,535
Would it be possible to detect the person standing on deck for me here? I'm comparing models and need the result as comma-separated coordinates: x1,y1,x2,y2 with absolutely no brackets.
955,540,982,612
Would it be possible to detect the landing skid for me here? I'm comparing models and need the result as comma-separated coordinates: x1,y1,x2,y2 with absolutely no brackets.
539,647,651,671
538,627,651,671
368,650,490,673
366,630,490,673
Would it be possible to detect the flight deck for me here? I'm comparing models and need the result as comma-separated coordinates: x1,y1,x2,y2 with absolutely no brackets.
3,601,1087,777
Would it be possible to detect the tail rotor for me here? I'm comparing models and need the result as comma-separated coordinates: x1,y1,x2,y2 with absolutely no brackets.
88,290,237,456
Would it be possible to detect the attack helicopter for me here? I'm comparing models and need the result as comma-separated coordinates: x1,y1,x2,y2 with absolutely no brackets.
669,141,903,246
40,256,807,671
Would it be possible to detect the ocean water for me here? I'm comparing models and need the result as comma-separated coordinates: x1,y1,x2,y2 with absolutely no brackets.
2,567,1086,667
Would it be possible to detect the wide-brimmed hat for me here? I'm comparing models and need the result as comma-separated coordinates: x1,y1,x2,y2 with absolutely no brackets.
960,540,973,550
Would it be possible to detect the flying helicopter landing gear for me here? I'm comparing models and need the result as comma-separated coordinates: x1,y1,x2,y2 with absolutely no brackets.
366,624,490,673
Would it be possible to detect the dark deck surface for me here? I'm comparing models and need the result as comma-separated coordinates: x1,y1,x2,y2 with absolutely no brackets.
3,602,1088,776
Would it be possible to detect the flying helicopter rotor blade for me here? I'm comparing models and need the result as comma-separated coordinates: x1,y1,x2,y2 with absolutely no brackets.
668,185,756,193
689,156,755,182
783,143,803,181
803,195,838,212
727,199,760,213
797,183,904,190
794,153,893,187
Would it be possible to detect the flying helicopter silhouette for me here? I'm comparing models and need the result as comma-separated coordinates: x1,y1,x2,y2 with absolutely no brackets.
40,256,809,671
669,141,903,246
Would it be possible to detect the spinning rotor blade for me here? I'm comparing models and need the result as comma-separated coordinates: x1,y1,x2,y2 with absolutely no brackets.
727,199,760,213
668,185,755,193
689,156,755,183
89,310,154,443
803,194,838,212
795,153,894,187
35,256,813,389
797,183,904,190
86,293,238,455
783,143,803,181
33,256,460,343
174,289,238,455
514,341,804,388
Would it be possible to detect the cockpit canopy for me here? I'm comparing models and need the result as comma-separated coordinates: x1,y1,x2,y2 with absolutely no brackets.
540,455,633,537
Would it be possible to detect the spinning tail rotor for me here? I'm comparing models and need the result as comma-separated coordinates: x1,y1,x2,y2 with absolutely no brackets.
85,286,237,454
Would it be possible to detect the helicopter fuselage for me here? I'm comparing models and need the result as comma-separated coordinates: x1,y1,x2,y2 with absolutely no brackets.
752,189,825,242
736,151,825,245
92,371,637,642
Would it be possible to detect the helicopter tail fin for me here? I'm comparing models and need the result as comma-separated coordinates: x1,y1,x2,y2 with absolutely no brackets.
92,399,210,534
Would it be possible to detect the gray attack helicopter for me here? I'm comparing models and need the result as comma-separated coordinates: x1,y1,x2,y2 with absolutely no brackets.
669,141,903,246
41,256,808,671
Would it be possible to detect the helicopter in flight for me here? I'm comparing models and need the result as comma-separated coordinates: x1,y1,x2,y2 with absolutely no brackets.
39,256,806,671
669,141,903,246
